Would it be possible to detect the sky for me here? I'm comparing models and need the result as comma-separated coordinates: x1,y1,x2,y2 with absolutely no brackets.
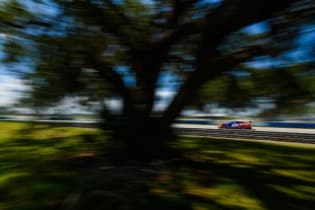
0,74,27,106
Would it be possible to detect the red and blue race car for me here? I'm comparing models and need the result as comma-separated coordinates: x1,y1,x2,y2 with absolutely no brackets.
218,120,252,129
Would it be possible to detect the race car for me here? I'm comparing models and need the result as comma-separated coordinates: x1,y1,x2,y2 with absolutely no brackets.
218,120,252,129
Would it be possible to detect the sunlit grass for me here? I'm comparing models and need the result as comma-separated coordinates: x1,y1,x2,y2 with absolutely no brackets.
174,137,315,210
0,122,104,210
0,122,314,210
186,181,266,210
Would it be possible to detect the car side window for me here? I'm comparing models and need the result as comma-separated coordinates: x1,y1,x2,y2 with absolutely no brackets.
231,123,238,127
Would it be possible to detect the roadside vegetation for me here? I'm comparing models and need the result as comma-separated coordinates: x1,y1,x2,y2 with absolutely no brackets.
0,122,314,210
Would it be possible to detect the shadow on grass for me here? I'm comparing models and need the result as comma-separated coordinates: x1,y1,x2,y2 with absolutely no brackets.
0,123,314,210
167,138,315,210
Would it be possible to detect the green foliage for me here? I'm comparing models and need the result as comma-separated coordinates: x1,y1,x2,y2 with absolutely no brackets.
199,75,253,108
0,0,33,25
199,61,315,115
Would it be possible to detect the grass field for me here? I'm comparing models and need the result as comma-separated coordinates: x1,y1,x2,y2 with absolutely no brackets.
0,122,104,210
0,122,314,210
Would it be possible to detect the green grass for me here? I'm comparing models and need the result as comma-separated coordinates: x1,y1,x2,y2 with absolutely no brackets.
172,137,315,210
0,122,314,210
0,122,104,210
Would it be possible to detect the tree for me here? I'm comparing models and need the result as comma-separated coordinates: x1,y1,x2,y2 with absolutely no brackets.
197,62,315,116
196,7,315,116
1,0,314,157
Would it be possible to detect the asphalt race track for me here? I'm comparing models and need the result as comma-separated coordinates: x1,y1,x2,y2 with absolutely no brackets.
173,124,315,134
173,124,315,144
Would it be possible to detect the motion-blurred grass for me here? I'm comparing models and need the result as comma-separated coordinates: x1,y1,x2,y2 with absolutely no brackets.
0,122,314,210
175,137,315,210
0,122,104,210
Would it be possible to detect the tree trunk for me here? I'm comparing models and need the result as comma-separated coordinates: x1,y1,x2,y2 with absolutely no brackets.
101,113,175,161
101,63,176,160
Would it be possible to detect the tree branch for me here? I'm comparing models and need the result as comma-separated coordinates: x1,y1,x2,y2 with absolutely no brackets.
159,0,296,53
87,59,133,117
158,18,203,48
202,0,296,44
168,0,199,27
160,2,297,126
161,45,265,126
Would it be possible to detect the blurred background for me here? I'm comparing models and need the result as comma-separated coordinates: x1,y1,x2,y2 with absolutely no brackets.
0,0,314,124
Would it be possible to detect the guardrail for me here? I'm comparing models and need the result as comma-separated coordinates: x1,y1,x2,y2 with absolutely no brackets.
176,119,315,129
